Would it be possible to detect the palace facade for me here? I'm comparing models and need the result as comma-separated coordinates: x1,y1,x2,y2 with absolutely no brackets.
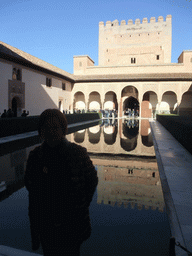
0,14,192,117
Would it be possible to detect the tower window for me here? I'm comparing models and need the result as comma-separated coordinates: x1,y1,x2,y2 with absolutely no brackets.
46,78,52,87
131,58,136,64
62,83,66,90
12,68,22,81
128,168,133,174
16,69,21,80
79,62,82,67
157,55,160,60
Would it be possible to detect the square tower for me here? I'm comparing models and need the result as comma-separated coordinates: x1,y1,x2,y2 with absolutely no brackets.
99,15,172,66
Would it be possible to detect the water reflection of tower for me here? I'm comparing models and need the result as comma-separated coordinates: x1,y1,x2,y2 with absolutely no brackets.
96,163,165,212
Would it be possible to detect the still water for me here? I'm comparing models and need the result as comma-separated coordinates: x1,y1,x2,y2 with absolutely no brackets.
0,118,171,255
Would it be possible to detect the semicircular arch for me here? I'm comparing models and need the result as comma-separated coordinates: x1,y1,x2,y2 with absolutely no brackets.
88,91,101,111
104,91,118,110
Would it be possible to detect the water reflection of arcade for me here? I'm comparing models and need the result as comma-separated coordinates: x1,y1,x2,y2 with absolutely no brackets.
72,119,155,156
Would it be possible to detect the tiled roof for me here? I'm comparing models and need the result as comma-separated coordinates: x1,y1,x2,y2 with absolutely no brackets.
0,41,75,81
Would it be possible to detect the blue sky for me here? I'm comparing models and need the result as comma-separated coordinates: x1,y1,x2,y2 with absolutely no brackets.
1,0,191,74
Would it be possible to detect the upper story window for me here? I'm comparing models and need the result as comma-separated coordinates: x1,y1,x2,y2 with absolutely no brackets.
157,55,160,60
62,83,66,90
13,67,22,81
46,77,52,87
79,62,82,67
131,58,136,64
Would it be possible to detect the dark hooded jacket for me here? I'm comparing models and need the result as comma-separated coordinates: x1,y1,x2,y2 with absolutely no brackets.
24,138,98,250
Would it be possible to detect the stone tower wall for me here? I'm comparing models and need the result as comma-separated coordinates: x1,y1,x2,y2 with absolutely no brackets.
99,15,172,66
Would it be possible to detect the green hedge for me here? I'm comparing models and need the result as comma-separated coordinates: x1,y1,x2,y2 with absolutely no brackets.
0,113,100,138
156,114,192,155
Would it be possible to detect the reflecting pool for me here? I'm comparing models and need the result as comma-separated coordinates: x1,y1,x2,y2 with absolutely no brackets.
0,118,171,255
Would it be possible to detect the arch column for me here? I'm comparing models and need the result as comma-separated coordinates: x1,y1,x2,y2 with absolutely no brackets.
84,94,89,112
157,102,161,114
138,93,143,118
100,94,105,110
176,93,182,116
116,93,122,118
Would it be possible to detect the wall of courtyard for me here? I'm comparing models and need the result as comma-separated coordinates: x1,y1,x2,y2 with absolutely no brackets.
74,62,192,76
0,58,73,116
0,61,12,115
23,69,72,115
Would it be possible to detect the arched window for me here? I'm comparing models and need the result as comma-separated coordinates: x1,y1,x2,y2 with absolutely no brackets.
17,69,21,80
12,68,17,80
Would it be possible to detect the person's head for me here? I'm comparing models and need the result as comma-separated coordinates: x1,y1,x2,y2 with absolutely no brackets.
38,109,68,147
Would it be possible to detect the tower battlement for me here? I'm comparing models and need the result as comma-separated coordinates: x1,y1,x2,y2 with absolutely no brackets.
99,15,172,27
99,15,172,66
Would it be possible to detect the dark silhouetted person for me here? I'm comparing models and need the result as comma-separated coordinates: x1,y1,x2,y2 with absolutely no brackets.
1,109,7,118
24,109,98,256
7,108,14,117
21,110,29,117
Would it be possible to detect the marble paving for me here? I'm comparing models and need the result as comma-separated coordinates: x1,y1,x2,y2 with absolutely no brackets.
150,119,192,256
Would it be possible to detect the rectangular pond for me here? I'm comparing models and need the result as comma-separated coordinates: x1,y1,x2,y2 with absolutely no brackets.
0,118,171,255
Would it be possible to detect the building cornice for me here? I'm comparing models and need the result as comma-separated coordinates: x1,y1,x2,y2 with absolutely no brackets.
73,73,192,83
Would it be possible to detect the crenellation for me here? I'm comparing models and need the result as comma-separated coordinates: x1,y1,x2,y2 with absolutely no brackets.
135,19,140,25
158,16,164,22
100,15,172,27
150,17,156,23
106,20,112,27
121,20,126,26
112,19,119,26
142,18,148,23
128,19,133,25
166,14,172,22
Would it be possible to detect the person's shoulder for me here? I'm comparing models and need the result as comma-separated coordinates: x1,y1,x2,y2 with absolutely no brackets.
28,145,42,159
66,141,87,158
68,141,87,153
